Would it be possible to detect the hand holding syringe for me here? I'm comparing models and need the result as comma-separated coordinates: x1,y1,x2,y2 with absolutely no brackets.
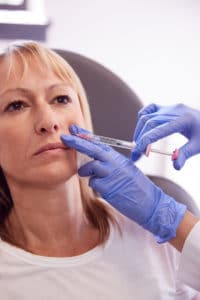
60,123,185,244
76,133,179,160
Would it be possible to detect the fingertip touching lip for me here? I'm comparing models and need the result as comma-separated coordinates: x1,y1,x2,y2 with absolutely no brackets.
34,142,70,156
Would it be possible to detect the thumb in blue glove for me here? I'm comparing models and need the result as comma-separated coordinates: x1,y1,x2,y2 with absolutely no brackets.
61,124,186,243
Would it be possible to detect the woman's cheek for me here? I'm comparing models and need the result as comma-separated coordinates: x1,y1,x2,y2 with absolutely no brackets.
67,111,85,128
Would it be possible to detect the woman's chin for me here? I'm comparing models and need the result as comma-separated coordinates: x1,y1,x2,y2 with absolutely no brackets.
42,165,77,181
21,164,78,187
4,155,79,188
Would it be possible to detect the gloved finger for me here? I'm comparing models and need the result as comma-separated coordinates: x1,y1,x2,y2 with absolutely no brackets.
134,114,155,141
132,125,172,161
131,118,185,161
134,104,161,141
61,134,112,161
78,160,111,177
135,115,175,142
88,176,107,195
69,124,112,151
69,124,91,136
134,104,187,141
131,149,143,162
173,140,198,170
138,103,161,118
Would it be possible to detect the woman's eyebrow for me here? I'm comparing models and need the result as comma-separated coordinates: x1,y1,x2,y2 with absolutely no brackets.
48,83,69,90
0,87,31,97
0,84,70,98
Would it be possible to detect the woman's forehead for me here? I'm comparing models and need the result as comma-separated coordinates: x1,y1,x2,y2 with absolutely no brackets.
0,55,72,93
0,61,38,93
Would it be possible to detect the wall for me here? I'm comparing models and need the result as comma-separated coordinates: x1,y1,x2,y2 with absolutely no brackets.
45,0,200,107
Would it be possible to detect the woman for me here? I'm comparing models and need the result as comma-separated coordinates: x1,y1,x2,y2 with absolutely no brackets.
0,41,198,299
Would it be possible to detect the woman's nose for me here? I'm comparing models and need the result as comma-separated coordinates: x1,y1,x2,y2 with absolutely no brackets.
38,122,59,134
34,108,60,135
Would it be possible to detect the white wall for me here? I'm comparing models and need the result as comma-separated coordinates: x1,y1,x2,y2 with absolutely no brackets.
1,0,200,205
45,0,200,107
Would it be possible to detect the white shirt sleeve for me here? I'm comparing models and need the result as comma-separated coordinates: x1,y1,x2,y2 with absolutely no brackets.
177,220,200,292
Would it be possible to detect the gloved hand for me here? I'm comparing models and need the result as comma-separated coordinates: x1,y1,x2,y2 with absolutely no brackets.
61,124,186,243
132,103,200,170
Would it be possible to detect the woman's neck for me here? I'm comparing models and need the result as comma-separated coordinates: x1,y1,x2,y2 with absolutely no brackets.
5,175,100,256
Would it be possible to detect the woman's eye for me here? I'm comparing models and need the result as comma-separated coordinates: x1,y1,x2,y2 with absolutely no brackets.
5,101,26,112
54,95,71,104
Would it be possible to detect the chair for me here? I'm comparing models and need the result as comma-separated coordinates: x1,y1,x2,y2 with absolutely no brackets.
54,49,200,217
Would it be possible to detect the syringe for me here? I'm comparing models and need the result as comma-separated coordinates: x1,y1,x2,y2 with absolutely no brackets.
76,133,179,160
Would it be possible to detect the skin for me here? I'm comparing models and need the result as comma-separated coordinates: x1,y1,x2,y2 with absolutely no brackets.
0,57,99,257
170,210,199,252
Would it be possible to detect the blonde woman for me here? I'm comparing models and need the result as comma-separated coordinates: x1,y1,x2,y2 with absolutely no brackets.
0,41,198,299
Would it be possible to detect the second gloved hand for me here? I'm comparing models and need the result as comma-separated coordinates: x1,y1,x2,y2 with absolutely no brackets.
132,103,200,170
61,124,186,243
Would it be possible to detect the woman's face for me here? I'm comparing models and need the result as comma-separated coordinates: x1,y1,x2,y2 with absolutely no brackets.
0,57,85,187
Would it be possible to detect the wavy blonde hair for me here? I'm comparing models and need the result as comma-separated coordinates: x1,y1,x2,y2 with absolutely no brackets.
0,41,119,247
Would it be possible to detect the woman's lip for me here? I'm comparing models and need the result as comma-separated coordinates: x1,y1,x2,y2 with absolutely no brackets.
34,143,70,156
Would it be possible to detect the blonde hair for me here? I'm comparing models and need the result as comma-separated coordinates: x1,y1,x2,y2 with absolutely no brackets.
0,41,119,247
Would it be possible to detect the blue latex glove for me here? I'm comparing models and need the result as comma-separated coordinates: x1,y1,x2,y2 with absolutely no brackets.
132,103,200,170
61,124,186,243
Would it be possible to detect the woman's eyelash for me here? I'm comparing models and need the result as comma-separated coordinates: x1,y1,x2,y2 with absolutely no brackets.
5,101,26,112
54,95,72,104
4,95,72,113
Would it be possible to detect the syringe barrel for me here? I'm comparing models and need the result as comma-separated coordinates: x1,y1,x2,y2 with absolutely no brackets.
89,134,134,150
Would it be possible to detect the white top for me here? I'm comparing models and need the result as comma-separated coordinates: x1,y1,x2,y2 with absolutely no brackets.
0,217,198,300
178,220,200,292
